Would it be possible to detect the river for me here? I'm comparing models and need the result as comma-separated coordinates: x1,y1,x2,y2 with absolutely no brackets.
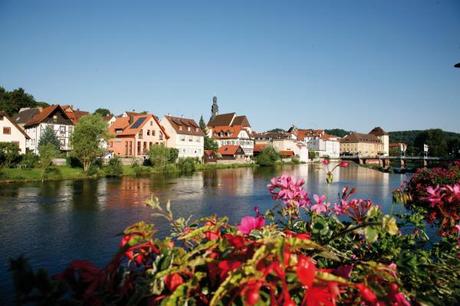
0,163,408,303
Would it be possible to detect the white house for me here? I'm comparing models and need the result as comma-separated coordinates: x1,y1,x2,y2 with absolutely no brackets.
0,112,30,153
160,115,205,159
289,127,340,159
22,105,74,154
254,131,309,162
369,127,390,156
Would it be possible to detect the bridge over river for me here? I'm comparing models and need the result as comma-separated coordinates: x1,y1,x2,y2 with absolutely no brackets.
340,155,451,168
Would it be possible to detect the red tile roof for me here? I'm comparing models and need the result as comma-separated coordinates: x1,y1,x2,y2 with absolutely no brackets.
108,117,131,135
212,125,250,139
279,150,295,158
218,145,243,156
340,132,381,143
254,143,267,153
110,114,169,139
164,115,204,136
24,105,72,127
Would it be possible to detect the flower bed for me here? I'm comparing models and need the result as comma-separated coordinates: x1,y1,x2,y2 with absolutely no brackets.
10,173,460,305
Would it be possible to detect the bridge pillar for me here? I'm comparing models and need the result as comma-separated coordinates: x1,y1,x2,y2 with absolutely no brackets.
378,159,383,168
423,158,428,168
400,158,405,169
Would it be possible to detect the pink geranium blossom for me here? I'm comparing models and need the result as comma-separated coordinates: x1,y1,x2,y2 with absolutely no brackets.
237,216,265,235
267,175,310,207
311,194,330,214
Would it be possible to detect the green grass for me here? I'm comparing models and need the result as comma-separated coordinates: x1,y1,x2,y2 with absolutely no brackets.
0,162,258,183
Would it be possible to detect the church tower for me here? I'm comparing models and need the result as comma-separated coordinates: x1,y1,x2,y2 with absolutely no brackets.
210,96,219,121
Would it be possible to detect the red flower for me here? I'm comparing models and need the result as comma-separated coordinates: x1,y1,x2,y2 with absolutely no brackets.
322,159,330,165
285,230,311,240
305,285,337,306
224,234,247,248
218,260,241,279
242,280,263,305
356,283,377,303
164,273,184,291
339,161,349,168
297,255,317,287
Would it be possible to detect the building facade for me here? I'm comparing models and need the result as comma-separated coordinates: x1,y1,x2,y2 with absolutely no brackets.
22,105,74,153
108,114,168,158
207,97,254,158
340,132,384,156
0,112,30,153
253,131,309,162
369,127,390,156
289,127,340,159
161,115,205,159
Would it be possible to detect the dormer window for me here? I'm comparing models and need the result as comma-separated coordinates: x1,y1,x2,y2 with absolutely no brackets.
53,115,58,123
187,126,191,131
179,126,183,131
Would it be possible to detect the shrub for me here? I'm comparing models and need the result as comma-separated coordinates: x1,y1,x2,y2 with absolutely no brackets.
0,142,21,167
148,145,178,169
38,126,60,150
255,146,280,167
177,157,197,174
19,152,39,169
104,156,123,177
38,143,58,180
291,156,300,164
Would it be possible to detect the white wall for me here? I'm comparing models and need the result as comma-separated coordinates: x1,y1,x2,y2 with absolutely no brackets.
26,123,73,154
160,118,204,159
0,116,28,153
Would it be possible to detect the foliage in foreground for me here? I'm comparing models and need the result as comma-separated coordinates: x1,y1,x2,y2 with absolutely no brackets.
10,166,460,305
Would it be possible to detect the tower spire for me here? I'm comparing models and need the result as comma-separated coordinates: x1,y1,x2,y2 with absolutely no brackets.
211,96,219,120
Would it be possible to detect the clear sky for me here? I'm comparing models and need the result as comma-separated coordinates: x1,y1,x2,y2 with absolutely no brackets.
1,0,459,132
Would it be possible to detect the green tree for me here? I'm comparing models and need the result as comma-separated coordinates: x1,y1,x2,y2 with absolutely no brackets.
94,108,112,117
39,126,61,150
104,156,123,177
414,129,448,157
0,142,20,167
70,114,110,172
204,137,218,151
148,144,172,168
0,86,49,116
256,146,280,166
168,148,179,163
39,143,58,181
199,115,207,133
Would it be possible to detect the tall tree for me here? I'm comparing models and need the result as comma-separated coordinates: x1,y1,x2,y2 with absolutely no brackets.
70,114,110,172
199,115,207,133
199,114,218,151
0,86,48,116
94,108,112,117
38,126,61,150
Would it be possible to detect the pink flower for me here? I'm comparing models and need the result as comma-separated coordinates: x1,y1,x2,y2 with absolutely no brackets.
339,161,349,168
267,175,310,207
424,185,443,207
237,215,265,235
311,194,330,214
322,159,330,165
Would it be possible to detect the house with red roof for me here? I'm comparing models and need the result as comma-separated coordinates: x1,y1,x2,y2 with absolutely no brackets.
108,114,168,158
22,105,74,153
0,112,30,153
253,131,309,162
206,97,254,158
160,115,205,159
217,145,245,160
61,105,89,124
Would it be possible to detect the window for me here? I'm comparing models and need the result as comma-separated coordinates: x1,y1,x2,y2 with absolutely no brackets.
152,130,155,136
3,127,11,135
60,126,66,134
189,136,193,142
180,136,185,141
147,130,150,136
53,115,58,123
159,132,163,140
179,126,183,131
187,126,191,131
60,139,65,147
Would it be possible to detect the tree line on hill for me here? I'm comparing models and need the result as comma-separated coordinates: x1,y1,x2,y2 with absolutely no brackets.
0,86,49,116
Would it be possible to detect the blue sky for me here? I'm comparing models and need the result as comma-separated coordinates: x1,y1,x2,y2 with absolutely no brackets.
1,0,459,132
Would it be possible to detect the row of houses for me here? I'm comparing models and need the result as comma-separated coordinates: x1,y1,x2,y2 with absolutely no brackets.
0,96,392,162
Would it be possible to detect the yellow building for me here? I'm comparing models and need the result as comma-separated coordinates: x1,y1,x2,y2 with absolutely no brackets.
340,132,384,156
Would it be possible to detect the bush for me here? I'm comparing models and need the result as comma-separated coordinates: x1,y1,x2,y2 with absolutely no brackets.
19,152,39,169
66,156,83,168
177,157,197,174
255,146,280,167
291,156,300,164
0,142,21,167
148,145,179,170
104,157,123,177
38,143,59,180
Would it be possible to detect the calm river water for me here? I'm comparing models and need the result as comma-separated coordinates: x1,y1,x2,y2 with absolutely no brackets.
0,163,408,303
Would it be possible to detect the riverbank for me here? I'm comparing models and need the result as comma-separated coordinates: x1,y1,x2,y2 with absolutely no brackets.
0,162,258,183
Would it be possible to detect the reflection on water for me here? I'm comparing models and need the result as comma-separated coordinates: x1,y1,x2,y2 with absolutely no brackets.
0,164,406,303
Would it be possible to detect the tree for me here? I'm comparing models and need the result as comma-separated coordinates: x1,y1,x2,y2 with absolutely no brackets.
199,115,207,133
39,143,58,181
70,114,110,172
204,137,218,151
148,144,178,168
94,108,112,117
0,86,49,116
414,129,449,157
39,126,61,150
256,146,280,166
